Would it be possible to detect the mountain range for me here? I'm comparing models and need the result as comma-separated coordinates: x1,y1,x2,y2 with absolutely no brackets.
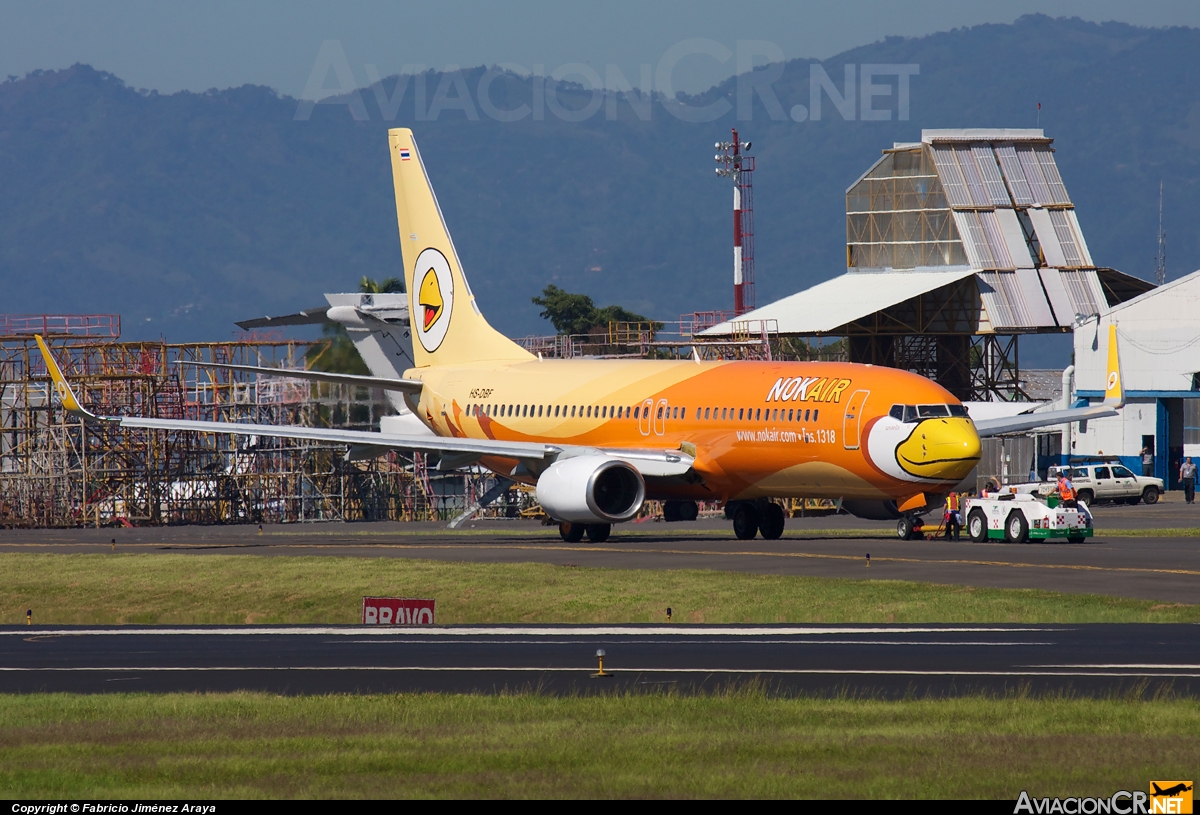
0,14,1196,362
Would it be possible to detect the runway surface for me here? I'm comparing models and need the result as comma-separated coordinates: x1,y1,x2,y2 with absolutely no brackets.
3,497,1199,603
2,623,1197,696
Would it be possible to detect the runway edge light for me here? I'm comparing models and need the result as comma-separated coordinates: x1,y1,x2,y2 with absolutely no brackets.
592,648,611,678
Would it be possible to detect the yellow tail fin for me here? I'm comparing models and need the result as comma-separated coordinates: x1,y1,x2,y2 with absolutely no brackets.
388,128,532,368
1103,322,1124,407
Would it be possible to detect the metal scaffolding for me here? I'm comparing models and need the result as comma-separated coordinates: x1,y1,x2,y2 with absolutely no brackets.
0,318,491,528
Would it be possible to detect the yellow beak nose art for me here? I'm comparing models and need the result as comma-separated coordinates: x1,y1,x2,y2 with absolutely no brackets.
419,268,444,329
895,417,981,481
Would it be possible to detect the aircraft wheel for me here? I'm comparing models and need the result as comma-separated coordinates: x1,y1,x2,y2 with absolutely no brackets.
896,516,915,540
1141,486,1159,505
759,502,785,540
585,523,610,543
967,509,988,542
732,503,759,540
662,501,681,522
559,522,585,543
679,500,699,521
1004,510,1029,543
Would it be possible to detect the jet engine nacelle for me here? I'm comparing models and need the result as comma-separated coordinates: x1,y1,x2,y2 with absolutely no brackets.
535,456,645,524
841,499,901,521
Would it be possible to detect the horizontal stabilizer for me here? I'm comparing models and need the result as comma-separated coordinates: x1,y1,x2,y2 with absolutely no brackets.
184,361,424,394
234,306,332,331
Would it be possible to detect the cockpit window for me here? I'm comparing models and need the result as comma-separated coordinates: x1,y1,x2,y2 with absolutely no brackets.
892,404,964,422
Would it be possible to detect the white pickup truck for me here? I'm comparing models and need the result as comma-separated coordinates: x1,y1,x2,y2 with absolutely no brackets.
1047,463,1163,506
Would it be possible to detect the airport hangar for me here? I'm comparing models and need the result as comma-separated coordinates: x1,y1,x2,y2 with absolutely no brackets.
700,128,1200,487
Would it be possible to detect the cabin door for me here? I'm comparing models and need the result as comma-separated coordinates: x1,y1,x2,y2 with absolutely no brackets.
842,389,870,450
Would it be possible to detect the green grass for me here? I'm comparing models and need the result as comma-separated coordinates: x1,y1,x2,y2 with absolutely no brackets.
4,553,1198,625
1,692,1196,798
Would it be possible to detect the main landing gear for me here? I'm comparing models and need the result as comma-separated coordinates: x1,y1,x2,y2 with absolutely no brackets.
559,522,610,543
725,500,785,540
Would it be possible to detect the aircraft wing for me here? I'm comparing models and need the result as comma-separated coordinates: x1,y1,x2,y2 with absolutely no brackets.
81,415,694,477
184,361,424,394
35,335,693,477
974,405,1118,437
976,322,1126,437
116,415,556,460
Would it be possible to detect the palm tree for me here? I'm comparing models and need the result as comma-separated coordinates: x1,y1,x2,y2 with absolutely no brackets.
359,276,405,294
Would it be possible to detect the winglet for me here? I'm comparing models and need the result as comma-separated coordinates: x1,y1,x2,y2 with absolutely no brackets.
34,335,96,420
1103,323,1124,408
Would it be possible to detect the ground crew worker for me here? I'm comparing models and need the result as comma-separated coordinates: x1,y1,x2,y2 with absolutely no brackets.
944,492,961,541
1141,446,1155,478
1057,473,1078,508
1179,457,1197,504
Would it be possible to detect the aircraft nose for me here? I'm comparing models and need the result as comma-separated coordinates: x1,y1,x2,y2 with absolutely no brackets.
895,417,982,481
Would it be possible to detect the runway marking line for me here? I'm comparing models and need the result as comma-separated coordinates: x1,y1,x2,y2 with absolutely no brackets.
3,540,1198,578
2,666,1198,678
0,625,1065,637
339,639,1055,647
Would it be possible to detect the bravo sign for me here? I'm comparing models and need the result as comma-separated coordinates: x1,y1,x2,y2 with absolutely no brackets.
362,597,436,625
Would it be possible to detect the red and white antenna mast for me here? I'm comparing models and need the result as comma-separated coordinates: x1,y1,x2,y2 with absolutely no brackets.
715,128,755,315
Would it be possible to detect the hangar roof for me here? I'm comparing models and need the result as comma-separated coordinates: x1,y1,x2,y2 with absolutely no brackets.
700,268,975,336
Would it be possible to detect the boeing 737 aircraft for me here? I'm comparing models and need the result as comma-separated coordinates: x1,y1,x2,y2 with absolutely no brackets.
36,128,1126,542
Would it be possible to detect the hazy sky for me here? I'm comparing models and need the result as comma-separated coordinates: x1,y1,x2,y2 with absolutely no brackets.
3,0,1200,97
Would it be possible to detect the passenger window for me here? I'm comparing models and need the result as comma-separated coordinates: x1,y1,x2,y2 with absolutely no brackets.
788,409,794,421
633,406,639,419
804,409,810,421
570,406,576,417
657,406,663,419
1095,467,1111,480
813,409,819,421
704,407,710,420
738,408,744,420
754,409,760,421
538,405,544,417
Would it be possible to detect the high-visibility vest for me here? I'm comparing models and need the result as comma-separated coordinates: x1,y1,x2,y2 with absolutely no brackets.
1057,478,1076,500
946,493,960,511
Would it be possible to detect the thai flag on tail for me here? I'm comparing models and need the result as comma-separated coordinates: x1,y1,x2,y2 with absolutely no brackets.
399,148,411,161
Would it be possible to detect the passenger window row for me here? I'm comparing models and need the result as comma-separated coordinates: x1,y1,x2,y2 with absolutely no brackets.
461,402,819,423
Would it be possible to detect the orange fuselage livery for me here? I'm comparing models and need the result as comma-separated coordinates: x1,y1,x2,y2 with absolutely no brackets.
409,358,979,504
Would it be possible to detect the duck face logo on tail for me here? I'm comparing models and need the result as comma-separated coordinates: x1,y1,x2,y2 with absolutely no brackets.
419,269,443,329
412,248,454,353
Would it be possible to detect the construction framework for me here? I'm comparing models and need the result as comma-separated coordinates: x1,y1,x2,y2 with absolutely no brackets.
0,317,498,528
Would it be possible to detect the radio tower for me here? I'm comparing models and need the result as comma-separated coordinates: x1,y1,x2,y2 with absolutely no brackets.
715,129,755,315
